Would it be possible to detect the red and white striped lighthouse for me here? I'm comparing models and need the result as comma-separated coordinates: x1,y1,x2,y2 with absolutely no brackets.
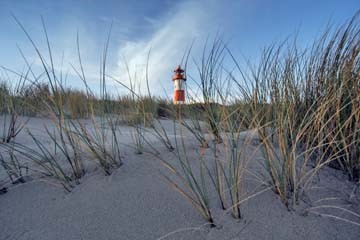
172,65,186,104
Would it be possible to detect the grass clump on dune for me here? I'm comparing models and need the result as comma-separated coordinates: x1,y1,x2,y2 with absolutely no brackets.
71,29,123,174
229,12,360,209
0,73,29,143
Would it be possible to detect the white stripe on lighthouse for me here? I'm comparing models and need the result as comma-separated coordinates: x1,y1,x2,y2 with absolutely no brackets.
174,79,184,90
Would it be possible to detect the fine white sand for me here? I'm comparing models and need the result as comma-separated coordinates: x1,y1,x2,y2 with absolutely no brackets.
0,117,359,240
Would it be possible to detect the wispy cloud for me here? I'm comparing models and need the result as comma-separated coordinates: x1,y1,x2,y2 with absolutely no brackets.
113,0,220,96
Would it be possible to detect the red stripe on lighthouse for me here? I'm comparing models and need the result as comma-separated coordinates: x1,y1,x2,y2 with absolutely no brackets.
174,90,185,102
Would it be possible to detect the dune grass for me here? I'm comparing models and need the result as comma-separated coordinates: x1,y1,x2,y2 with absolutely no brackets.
157,104,215,227
0,143,27,185
70,27,123,174
0,72,29,143
228,12,360,208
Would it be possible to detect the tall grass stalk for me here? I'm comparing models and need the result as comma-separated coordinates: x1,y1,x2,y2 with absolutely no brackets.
0,71,29,143
195,37,227,143
0,143,27,184
158,104,215,227
70,27,123,174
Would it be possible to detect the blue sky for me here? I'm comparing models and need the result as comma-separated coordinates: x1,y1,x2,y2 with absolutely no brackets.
0,0,359,96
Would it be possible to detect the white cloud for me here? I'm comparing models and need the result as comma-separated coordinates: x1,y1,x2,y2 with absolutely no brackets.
112,0,219,96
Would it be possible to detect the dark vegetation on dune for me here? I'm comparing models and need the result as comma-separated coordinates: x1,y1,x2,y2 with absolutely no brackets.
0,12,359,227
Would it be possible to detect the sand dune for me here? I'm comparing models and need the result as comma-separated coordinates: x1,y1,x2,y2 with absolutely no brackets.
0,117,359,240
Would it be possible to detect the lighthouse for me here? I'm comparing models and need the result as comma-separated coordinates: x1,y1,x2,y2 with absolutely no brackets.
172,65,186,104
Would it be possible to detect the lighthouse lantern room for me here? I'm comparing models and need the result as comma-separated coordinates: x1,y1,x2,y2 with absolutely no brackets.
172,65,186,104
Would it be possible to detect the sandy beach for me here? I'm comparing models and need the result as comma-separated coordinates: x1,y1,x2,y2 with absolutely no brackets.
1,117,359,240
